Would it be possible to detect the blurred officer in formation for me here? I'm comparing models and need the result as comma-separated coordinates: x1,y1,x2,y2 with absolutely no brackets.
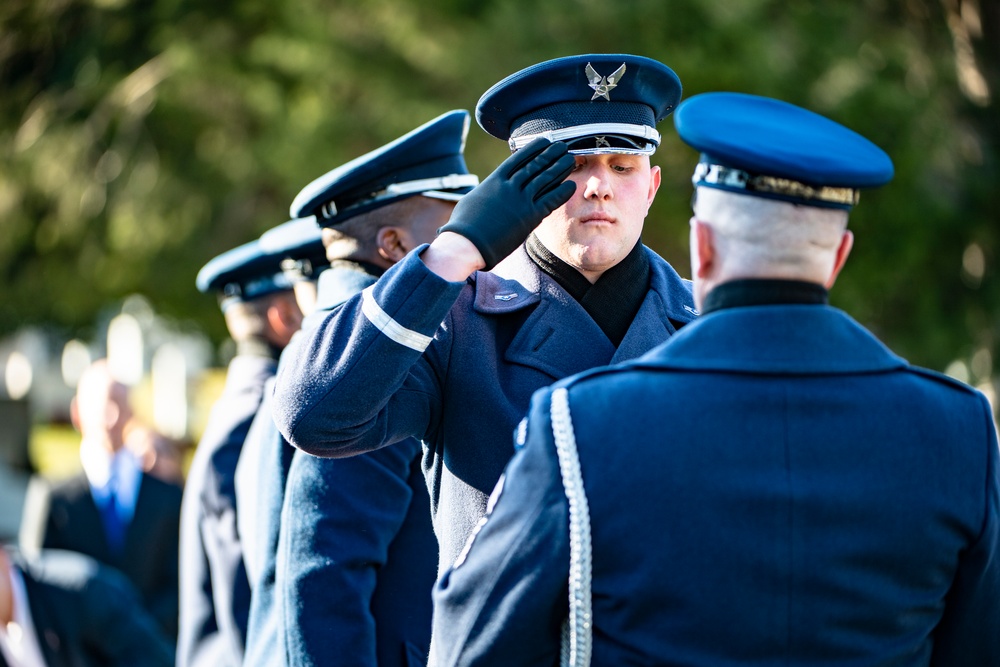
177,235,312,667
272,54,697,576
19,359,182,642
431,93,1000,666
0,544,174,667
233,221,330,593
238,110,477,667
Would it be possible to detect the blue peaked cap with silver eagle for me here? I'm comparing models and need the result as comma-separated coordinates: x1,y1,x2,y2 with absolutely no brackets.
290,110,479,227
476,54,682,155
674,92,894,210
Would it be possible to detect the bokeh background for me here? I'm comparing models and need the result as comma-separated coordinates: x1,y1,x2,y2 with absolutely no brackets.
0,0,997,513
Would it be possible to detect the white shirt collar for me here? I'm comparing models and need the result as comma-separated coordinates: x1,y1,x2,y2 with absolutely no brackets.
80,440,143,522
0,565,49,667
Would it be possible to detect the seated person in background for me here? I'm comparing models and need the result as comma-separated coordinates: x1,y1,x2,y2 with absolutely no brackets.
0,544,173,667
19,360,182,641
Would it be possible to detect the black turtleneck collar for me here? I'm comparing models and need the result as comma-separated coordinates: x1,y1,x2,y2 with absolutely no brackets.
525,234,650,347
701,279,828,315
236,336,282,361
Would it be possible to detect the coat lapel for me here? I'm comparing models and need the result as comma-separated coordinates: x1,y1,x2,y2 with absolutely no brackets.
611,290,676,364
475,248,616,380
505,292,616,380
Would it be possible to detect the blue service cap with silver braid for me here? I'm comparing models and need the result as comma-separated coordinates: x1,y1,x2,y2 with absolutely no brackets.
258,217,329,282
675,92,894,210
196,239,295,312
290,110,479,228
476,53,682,156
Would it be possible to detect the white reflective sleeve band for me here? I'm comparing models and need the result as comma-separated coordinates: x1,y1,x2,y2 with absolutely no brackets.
551,387,593,667
509,122,661,151
361,286,433,352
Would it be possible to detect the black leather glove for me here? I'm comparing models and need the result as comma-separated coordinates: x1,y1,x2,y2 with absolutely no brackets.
439,138,576,270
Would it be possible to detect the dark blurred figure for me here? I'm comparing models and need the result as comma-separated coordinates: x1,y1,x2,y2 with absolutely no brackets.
176,238,302,667
0,544,174,666
19,360,182,642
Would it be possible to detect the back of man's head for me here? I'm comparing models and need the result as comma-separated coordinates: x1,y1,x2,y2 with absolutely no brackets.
322,194,455,267
694,187,849,285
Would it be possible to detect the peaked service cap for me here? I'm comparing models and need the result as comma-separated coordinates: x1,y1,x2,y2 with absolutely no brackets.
196,239,294,311
675,92,894,209
290,110,479,228
476,53,682,155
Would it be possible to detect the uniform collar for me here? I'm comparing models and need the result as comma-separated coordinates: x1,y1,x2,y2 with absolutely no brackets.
701,279,828,314
235,336,282,360
81,444,142,522
470,244,696,379
314,260,382,314
525,234,651,347
642,305,907,375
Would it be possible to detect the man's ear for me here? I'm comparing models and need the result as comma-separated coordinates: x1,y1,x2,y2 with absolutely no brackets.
376,226,408,263
825,230,854,289
693,219,716,280
646,165,662,213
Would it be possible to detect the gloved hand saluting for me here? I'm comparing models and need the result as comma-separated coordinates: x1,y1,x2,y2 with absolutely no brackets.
439,138,576,270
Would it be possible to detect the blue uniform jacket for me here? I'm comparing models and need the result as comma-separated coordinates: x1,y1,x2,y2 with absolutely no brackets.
431,303,1000,666
273,243,695,569
178,353,275,667
240,262,438,667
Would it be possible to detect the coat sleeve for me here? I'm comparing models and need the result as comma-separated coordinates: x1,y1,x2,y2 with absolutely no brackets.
271,249,464,458
430,386,569,667
276,438,423,667
929,393,1000,666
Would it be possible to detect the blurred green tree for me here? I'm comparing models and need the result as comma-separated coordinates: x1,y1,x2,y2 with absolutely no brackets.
0,0,995,378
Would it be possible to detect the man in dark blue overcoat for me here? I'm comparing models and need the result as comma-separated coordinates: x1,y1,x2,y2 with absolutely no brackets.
430,92,1000,666
237,110,476,667
271,54,697,575
177,237,308,667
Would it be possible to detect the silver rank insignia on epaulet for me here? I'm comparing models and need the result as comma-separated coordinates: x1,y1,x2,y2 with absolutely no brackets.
586,62,626,101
